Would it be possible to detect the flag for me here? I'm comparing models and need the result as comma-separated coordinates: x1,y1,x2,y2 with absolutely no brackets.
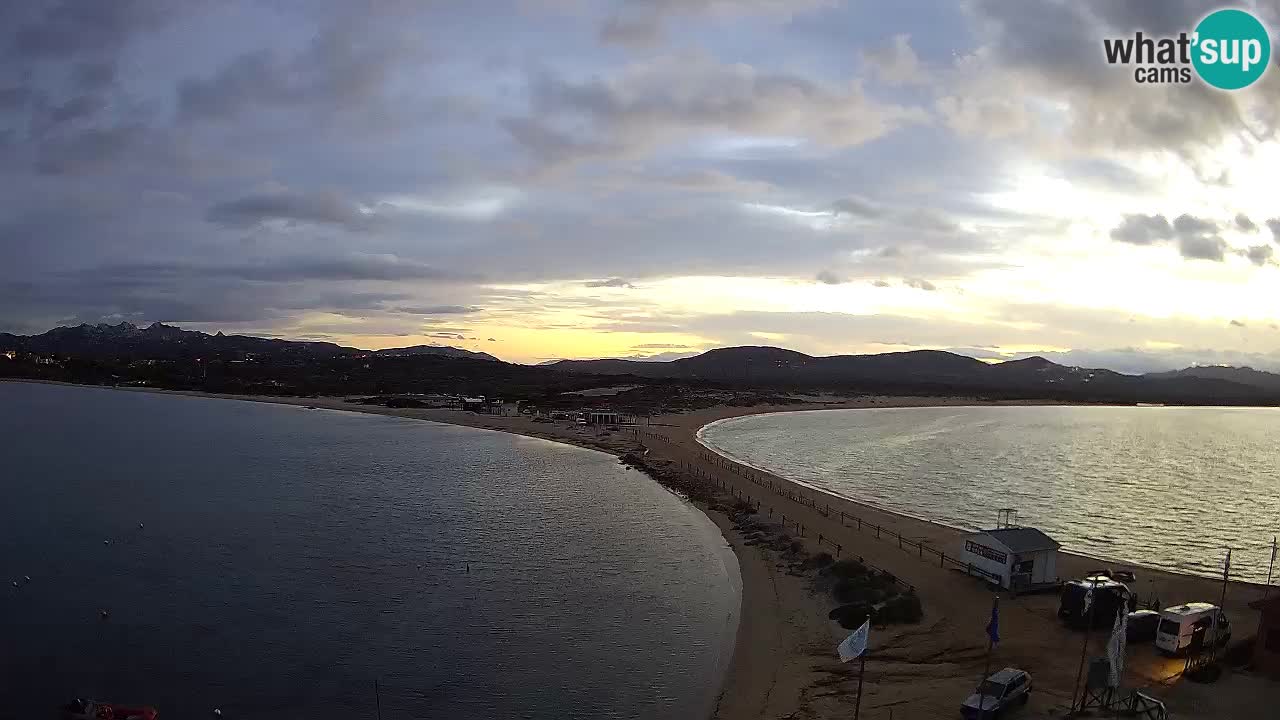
985,596,1000,646
1106,606,1128,687
838,618,870,662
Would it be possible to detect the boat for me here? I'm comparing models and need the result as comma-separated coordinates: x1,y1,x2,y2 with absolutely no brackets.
63,699,158,720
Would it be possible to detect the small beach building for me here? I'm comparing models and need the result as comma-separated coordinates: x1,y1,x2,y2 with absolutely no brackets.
959,527,1061,591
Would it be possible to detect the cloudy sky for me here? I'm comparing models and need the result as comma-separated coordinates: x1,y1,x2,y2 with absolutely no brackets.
4,0,1280,371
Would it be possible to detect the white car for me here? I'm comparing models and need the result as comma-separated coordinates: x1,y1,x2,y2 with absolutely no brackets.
960,667,1031,719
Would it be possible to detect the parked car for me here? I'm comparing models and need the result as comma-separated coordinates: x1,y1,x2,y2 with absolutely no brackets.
1156,603,1231,656
1126,609,1161,643
960,667,1031,718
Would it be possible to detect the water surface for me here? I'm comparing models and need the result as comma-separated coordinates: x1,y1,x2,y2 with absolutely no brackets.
1,382,738,719
701,405,1279,583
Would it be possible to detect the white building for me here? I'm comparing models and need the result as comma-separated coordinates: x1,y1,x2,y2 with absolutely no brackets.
959,527,1061,592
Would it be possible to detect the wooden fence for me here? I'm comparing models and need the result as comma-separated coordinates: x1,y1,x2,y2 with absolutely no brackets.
686,450,1004,587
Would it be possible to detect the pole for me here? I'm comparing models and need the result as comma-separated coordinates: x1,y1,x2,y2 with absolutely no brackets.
1210,549,1231,663
1266,537,1277,600
853,652,866,720
375,678,383,720
978,595,997,719
1071,576,1101,713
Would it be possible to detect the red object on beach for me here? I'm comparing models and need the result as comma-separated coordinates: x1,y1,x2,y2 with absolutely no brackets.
63,699,158,720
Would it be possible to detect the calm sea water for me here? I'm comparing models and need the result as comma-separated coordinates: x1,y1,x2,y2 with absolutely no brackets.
0,382,738,719
700,405,1280,584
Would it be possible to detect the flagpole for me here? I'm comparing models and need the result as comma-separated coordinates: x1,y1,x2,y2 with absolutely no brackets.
977,595,998,718
1210,549,1231,664
1070,575,1101,713
853,652,866,720
1266,537,1276,600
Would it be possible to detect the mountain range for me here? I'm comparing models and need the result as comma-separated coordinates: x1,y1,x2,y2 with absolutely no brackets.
0,322,499,362
550,346,1280,401
5,323,1280,403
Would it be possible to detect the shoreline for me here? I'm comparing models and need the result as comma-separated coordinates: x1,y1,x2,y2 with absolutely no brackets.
10,379,1279,717
693,405,1275,590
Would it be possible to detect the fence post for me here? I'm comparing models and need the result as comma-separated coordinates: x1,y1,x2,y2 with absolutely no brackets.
876,526,880,539
898,533,902,550
858,518,862,531
836,543,841,557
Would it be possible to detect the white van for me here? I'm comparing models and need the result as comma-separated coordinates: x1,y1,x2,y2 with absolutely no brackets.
1155,603,1231,656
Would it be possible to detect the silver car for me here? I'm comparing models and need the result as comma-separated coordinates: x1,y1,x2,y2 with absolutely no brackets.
960,667,1031,718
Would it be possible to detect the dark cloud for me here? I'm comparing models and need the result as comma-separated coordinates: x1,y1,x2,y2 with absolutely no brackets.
1244,244,1273,266
392,305,480,315
175,20,415,125
507,54,924,168
1172,214,1216,237
596,0,832,49
965,0,1255,156
1230,319,1246,328
206,190,368,229
34,125,157,175
598,16,662,48
7,0,179,61
871,279,891,288
585,277,636,288
1235,213,1258,232
1178,234,1227,262
1110,213,1226,261
832,195,884,218
0,86,36,111
1268,219,1280,244
903,278,936,291
814,270,846,285
90,255,473,284
1110,214,1173,245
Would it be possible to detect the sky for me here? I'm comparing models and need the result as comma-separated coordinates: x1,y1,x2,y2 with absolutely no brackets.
4,1,1280,372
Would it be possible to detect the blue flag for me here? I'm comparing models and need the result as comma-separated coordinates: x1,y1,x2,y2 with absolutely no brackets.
985,596,1000,646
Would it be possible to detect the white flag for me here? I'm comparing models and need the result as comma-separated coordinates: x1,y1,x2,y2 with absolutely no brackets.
1106,607,1128,687
838,619,870,662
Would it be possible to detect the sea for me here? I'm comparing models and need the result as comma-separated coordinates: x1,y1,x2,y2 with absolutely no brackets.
700,405,1280,584
0,382,738,719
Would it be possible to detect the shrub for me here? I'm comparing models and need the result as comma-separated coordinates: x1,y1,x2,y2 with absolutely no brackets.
805,552,834,569
829,559,867,579
879,591,923,624
829,603,875,629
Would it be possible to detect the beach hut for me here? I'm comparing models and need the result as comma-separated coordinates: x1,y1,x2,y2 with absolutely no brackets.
959,527,1061,591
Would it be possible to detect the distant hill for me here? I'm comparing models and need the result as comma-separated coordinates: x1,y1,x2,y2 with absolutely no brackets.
6,323,1280,405
552,346,1275,403
374,345,498,362
1144,365,1280,392
0,322,492,362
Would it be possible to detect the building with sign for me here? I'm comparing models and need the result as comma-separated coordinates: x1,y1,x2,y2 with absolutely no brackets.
959,527,1061,592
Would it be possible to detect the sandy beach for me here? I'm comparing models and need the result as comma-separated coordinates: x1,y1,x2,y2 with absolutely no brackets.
13,381,1280,719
